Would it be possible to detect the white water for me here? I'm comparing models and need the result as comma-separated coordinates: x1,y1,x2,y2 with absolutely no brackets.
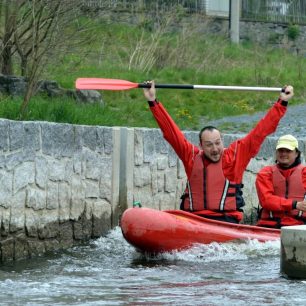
0,227,305,305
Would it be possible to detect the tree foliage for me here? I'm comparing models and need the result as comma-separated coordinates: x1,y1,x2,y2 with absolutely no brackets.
0,0,94,117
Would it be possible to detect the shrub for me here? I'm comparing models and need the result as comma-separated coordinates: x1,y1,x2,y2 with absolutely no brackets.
287,24,300,41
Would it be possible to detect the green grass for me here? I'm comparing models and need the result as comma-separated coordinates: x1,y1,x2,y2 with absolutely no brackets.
1,15,306,130
0,94,157,127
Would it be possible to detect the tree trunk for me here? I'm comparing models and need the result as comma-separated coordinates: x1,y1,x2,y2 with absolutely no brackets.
19,81,35,119
0,0,17,75
1,39,13,75
20,56,27,77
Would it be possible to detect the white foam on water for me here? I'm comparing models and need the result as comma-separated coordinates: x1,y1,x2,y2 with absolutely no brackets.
161,239,280,263
94,226,134,254
94,227,280,264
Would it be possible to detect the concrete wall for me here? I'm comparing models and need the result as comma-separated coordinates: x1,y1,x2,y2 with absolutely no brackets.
1,118,305,262
281,225,306,279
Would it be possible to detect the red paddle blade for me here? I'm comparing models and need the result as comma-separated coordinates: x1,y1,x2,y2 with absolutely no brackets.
75,78,139,91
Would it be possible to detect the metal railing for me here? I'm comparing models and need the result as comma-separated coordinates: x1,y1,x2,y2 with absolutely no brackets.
82,0,306,24
81,0,205,12
241,0,306,24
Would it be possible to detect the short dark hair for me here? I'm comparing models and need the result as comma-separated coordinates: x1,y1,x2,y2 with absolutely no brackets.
199,126,220,144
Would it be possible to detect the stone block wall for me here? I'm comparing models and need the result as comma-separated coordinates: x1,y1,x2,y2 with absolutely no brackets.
124,128,187,211
0,119,120,262
1,118,305,262
240,21,306,52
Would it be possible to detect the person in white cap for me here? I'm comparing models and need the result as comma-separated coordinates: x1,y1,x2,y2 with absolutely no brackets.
256,134,306,228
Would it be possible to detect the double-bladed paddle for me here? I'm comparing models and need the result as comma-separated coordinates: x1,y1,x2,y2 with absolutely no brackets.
75,78,282,92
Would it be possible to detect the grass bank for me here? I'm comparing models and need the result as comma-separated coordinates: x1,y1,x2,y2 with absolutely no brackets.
1,15,305,130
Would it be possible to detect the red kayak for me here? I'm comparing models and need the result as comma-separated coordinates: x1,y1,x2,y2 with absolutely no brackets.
120,207,280,253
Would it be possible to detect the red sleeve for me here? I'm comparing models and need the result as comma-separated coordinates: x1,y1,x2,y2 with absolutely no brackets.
222,99,287,182
255,166,294,211
149,101,199,178
302,167,306,191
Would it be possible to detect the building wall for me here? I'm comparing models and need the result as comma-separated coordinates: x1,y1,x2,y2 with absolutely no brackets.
206,0,229,17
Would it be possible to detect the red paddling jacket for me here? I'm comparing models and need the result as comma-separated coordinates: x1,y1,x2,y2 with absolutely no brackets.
149,98,287,223
256,164,306,228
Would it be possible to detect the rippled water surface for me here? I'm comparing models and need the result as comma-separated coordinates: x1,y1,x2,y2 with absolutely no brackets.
0,227,306,305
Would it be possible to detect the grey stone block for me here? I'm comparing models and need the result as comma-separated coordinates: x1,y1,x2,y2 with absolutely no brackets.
41,122,76,157
0,120,9,151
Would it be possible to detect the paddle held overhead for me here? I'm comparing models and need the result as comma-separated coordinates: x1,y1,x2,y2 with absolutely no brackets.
75,78,282,92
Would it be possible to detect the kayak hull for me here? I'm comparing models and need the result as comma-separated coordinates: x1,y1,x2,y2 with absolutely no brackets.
120,207,280,253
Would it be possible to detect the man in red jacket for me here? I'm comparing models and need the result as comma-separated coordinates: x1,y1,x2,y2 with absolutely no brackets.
256,134,306,228
143,81,293,223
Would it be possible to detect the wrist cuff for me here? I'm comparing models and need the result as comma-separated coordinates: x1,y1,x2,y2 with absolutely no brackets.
278,98,288,106
148,99,159,107
292,200,297,209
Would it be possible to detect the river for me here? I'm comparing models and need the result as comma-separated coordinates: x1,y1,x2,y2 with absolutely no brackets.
0,227,305,306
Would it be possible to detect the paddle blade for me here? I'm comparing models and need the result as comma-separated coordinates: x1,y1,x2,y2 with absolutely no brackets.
75,78,139,91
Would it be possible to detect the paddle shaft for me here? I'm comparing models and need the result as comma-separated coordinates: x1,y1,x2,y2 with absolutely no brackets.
138,83,281,92
75,78,282,92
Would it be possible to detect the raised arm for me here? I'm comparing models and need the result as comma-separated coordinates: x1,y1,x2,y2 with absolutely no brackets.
222,85,293,182
143,81,199,178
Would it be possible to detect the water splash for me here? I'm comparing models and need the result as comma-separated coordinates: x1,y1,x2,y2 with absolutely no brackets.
94,227,280,264
163,239,280,263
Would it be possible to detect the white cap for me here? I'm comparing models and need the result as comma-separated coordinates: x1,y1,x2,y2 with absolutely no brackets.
276,134,298,151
